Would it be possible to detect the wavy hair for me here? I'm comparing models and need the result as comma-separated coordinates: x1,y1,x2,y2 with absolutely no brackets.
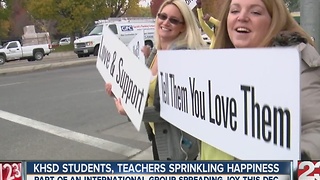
214,0,315,49
154,0,206,50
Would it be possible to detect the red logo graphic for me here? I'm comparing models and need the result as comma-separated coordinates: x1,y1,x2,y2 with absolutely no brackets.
0,162,22,180
298,161,320,180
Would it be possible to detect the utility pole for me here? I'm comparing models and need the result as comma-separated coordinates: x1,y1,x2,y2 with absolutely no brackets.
300,0,320,51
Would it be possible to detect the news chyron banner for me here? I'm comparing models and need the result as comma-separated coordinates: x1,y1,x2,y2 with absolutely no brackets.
21,161,292,180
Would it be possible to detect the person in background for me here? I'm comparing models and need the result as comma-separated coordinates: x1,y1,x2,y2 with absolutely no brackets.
202,0,320,161
141,45,152,59
106,0,206,160
196,0,220,48
141,40,155,60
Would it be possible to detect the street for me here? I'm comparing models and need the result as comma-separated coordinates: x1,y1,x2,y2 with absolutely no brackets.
0,63,151,160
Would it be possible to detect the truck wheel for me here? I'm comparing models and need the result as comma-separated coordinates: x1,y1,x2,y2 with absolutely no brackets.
0,55,5,65
93,45,99,56
34,51,44,61
78,54,83,58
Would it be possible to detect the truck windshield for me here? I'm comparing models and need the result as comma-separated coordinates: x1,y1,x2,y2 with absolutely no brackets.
89,25,103,36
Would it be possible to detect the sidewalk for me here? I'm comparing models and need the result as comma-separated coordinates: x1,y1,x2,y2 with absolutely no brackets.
130,147,153,160
0,51,94,76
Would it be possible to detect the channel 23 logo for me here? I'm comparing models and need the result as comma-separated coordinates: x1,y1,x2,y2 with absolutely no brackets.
298,161,320,180
0,162,22,180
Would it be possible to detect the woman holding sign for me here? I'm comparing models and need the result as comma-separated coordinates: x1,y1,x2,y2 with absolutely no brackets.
106,0,206,160
202,0,320,161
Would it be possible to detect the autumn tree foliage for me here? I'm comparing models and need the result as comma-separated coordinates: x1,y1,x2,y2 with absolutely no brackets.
284,0,300,12
125,0,145,17
149,0,225,19
9,0,34,37
0,0,12,38
25,0,140,39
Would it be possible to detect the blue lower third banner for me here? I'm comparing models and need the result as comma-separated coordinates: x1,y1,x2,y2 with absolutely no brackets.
25,161,292,180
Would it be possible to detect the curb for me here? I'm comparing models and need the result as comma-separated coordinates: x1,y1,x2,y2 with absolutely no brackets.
48,51,76,58
0,59,96,76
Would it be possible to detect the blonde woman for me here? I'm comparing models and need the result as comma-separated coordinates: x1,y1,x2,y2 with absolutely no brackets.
106,0,206,160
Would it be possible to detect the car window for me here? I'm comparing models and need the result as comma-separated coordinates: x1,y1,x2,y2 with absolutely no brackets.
61,38,70,42
89,25,103,35
109,24,118,34
7,42,18,49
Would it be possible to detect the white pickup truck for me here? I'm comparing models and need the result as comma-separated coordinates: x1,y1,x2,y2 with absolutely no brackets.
0,41,51,65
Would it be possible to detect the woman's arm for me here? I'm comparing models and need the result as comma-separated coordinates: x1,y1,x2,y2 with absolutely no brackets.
209,16,220,28
197,8,214,39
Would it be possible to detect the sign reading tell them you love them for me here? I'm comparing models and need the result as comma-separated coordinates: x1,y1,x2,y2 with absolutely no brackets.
157,48,300,161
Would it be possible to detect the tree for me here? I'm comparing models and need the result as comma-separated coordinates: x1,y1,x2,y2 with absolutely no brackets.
284,0,300,12
107,0,139,17
0,0,12,38
137,7,152,17
125,0,153,17
25,0,139,41
125,0,143,17
9,0,34,38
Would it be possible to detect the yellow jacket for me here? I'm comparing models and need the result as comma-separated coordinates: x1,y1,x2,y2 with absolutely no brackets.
197,8,220,48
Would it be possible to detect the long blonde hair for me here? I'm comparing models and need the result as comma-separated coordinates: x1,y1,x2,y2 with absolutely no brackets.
214,0,315,49
154,0,206,50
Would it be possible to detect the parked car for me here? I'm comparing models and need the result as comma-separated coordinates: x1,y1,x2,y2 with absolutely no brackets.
59,37,71,46
0,40,52,65
51,41,59,48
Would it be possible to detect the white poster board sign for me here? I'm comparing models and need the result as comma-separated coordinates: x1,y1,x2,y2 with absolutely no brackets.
96,27,151,131
185,0,196,10
157,48,300,160
127,30,145,64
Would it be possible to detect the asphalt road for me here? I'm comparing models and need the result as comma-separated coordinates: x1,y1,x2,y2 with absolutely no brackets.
0,53,152,160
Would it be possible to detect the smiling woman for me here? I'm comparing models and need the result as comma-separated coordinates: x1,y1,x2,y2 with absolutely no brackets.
106,0,206,161
203,0,320,162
